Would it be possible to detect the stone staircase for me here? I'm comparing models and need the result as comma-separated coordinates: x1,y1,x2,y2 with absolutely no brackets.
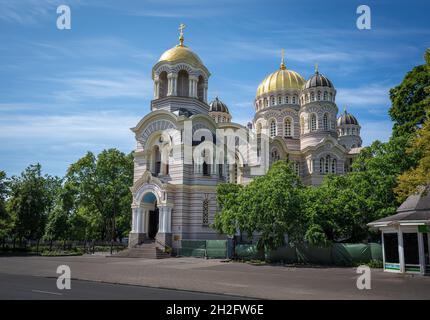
113,240,170,259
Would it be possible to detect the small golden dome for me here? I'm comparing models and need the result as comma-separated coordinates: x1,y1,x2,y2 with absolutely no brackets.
158,45,204,69
256,68,305,97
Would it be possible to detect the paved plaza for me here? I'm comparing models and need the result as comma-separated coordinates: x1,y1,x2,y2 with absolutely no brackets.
0,255,429,299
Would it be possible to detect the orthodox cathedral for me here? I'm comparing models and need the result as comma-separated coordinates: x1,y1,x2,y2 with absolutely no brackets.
128,26,363,250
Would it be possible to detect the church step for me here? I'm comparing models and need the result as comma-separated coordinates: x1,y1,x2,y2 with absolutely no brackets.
112,246,171,259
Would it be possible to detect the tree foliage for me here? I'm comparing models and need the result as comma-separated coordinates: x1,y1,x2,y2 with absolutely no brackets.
395,108,430,199
214,161,304,249
65,149,133,241
0,170,12,239
389,49,430,138
7,164,60,241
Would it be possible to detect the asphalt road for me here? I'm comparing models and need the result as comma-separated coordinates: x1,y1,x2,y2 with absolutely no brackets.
0,273,244,300
1,256,430,299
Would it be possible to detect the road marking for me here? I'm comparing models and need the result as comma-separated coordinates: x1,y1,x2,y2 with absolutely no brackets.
31,289,63,296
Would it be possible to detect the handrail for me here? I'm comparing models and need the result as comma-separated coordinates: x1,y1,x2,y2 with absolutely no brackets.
155,239,173,253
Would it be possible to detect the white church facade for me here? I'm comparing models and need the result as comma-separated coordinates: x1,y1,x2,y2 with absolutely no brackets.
128,26,363,251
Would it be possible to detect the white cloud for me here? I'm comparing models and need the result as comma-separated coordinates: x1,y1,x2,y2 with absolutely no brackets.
336,85,392,108
46,68,153,101
360,120,393,146
0,0,77,25
0,111,140,141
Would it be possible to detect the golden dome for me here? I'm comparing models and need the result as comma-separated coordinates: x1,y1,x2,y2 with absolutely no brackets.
256,68,305,97
256,49,305,96
158,45,204,69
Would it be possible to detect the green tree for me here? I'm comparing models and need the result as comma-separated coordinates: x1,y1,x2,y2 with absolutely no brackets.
214,161,304,249
8,164,60,245
44,202,70,248
389,48,430,138
66,149,133,242
395,108,430,199
213,183,243,237
0,171,12,244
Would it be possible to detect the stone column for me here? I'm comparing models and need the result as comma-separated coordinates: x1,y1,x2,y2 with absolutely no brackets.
189,76,198,98
154,78,160,99
128,206,146,247
131,207,137,232
172,74,178,96
156,204,173,249
203,84,208,103
167,73,176,96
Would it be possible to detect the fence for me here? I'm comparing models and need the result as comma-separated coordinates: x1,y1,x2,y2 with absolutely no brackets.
179,240,228,259
0,239,127,255
236,243,383,266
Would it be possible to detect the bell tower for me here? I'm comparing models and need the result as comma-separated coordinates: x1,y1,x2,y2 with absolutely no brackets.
151,24,211,115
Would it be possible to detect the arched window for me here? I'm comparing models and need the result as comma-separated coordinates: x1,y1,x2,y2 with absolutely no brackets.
271,149,280,163
177,70,189,97
202,161,209,176
270,120,277,137
317,91,321,101
300,116,305,134
352,128,355,135
347,128,350,135
323,113,329,130
329,92,333,101
294,162,300,176
323,91,327,101
153,145,161,176
319,158,324,174
271,96,275,106
325,155,331,174
222,117,226,122
310,114,317,131
197,75,205,101
292,96,297,104
331,158,337,173
158,71,168,98
284,117,292,137
285,96,289,104
311,92,315,101
264,98,268,107
278,96,282,105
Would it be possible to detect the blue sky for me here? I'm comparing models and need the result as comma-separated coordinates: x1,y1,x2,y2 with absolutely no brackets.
0,0,429,177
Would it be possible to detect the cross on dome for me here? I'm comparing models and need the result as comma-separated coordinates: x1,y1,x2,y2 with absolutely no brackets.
178,23,186,46
280,48,286,70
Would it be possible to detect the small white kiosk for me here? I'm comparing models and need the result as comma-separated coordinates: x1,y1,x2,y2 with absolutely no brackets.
368,187,430,275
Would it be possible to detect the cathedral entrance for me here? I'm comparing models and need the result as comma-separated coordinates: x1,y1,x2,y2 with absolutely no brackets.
148,207,159,239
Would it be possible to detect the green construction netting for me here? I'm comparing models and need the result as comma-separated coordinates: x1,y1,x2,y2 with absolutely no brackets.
179,240,228,259
369,243,383,261
179,240,206,257
295,244,333,265
235,244,265,261
265,246,297,263
236,243,382,266
206,240,227,259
